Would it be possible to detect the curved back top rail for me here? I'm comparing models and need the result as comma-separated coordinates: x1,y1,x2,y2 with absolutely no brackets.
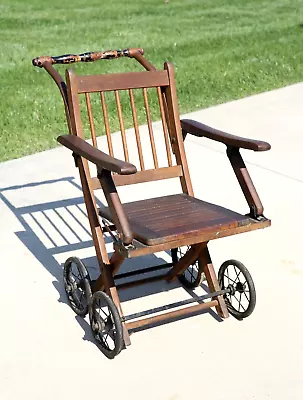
32,48,145,68
31,48,156,132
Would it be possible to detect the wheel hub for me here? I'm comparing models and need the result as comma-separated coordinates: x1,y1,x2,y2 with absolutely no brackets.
235,281,246,293
226,283,236,295
77,279,85,290
92,319,105,332
65,281,78,292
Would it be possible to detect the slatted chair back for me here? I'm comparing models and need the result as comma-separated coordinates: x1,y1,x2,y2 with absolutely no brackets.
63,49,193,196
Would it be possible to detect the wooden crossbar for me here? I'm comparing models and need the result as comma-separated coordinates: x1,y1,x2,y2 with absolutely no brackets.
91,165,183,189
77,70,169,93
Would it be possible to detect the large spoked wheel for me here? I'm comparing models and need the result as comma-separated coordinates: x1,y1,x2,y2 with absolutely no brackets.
218,259,256,319
172,247,206,288
90,291,124,359
63,257,92,317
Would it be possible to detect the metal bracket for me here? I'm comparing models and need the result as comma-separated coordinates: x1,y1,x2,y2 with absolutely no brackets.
246,205,267,221
124,242,136,250
72,152,79,168
101,218,119,242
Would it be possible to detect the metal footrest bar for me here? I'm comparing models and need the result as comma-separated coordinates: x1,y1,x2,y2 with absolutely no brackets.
126,300,219,331
116,273,168,290
122,289,228,322
114,262,172,280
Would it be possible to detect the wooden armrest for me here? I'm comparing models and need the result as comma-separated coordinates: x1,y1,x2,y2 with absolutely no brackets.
57,134,137,175
181,119,271,151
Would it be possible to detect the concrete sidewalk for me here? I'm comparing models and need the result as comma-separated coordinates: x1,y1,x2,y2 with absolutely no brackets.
0,83,302,400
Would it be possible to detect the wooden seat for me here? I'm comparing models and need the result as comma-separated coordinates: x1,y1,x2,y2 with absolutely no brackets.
100,194,251,245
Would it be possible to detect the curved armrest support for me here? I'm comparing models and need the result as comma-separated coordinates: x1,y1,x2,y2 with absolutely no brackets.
57,134,137,175
181,120,269,219
181,119,271,151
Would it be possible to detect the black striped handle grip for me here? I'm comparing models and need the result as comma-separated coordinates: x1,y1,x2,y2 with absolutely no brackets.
32,48,144,67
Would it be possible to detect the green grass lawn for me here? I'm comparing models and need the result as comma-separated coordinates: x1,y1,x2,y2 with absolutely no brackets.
1,0,303,162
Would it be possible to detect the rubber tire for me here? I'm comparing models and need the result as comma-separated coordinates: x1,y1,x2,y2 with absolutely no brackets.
90,291,124,359
172,247,205,289
63,257,92,317
218,259,256,319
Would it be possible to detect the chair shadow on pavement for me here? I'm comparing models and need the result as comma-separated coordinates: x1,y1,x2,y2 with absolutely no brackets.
0,176,222,346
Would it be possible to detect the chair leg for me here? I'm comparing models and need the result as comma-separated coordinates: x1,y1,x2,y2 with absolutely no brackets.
101,261,131,346
91,251,125,293
199,246,229,319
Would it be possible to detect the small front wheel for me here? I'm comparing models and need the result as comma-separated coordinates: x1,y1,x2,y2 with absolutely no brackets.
63,257,92,317
218,259,256,319
90,291,124,359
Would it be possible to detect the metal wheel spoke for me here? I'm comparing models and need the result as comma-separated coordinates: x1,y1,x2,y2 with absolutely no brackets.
243,291,250,302
107,327,115,340
99,307,109,319
224,274,237,284
187,266,197,281
235,269,241,281
103,333,110,347
238,293,242,311
227,293,232,306
227,296,233,308
231,292,239,307
71,271,81,280
229,295,235,308
79,291,84,304
226,268,230,285
235,293,246,311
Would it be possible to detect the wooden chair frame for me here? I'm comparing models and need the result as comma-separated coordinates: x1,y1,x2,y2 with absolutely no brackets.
33,48,271,357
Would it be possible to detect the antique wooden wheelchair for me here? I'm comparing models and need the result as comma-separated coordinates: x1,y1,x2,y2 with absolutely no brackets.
32,48,271,358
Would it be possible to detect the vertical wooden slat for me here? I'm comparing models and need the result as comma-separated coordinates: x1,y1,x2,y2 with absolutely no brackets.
160,90,173,156
157,87,173,167
143,88,158,169
85,93,97,147
161,90,171,135
129,89,145,170
115,90,129,162
100,92,114,156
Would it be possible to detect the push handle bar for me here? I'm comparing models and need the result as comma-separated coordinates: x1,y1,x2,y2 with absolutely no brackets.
32,48,144,68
